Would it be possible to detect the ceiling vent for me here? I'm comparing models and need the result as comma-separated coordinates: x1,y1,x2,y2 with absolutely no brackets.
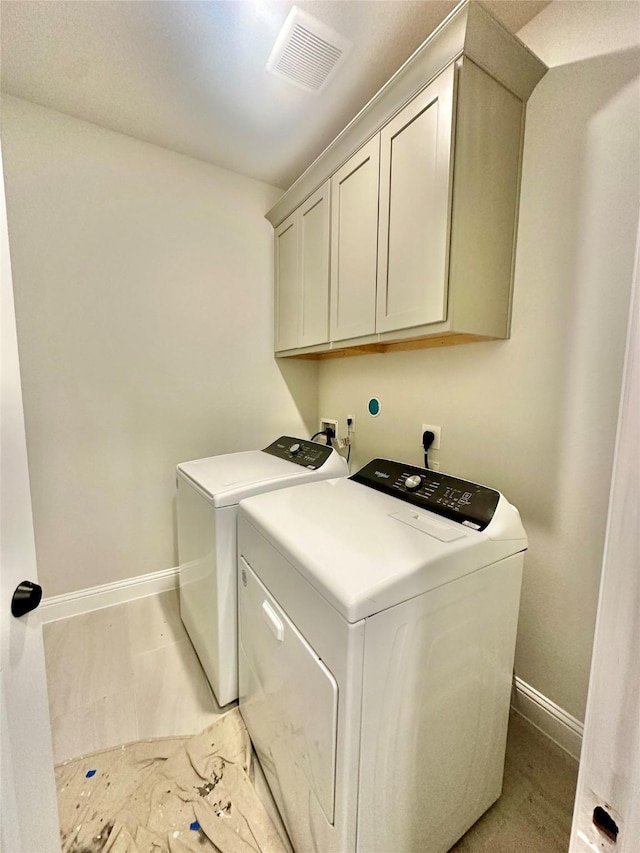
267,6,352,95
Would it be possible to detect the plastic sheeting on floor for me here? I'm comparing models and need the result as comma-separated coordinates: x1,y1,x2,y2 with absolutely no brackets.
55,708,289,853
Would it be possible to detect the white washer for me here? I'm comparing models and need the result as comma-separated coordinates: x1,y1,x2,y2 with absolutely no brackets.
176,436,347,707
237,457,527,853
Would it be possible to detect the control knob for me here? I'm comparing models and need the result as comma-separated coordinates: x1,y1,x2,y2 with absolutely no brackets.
405,474,423,492
289,443,302,455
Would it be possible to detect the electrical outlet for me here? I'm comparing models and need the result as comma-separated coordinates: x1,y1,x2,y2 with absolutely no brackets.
421,424,441,451
346,414,355,433
319,417,339,438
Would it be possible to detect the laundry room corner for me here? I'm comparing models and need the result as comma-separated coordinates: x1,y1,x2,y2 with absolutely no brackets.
317,0,640,749
3,0,639,848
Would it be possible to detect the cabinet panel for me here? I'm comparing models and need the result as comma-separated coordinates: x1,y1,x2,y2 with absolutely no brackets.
275,215,299,351
376,64,455,333
299,183,330,347
330,137,380,342
447,60,523,338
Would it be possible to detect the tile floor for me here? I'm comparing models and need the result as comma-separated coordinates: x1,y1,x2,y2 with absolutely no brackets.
451,712,578,852
43,589,226,764
43,589,578,852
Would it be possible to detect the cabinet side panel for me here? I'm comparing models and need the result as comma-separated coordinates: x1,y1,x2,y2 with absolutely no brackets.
448,60,524,338
300,183,330,348
275,216,299,351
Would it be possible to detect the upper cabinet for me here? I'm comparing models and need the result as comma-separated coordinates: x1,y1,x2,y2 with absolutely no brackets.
275,181,330,351
267,0,547,359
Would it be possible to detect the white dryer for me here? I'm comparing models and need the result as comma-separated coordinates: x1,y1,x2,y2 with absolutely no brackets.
176,436,347,707
237,458,527,853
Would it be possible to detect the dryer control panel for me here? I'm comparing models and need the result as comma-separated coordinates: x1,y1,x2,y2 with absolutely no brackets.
262,436,334,470
350,458,500,531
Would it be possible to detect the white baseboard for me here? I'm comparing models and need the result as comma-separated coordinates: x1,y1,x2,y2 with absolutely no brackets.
511,675,584,760
39,566,180,624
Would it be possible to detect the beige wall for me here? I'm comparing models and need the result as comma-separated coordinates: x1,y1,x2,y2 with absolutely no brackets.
2,96,318,598
318,1,640,721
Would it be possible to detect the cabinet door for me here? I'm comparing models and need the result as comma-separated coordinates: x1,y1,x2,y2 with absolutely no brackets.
299,181,330,347
330,136,380,342
376,64,455,333
274,213,299,351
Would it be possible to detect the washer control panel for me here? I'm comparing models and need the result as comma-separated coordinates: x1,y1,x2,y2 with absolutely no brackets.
350,458,500,531
262,436,334,470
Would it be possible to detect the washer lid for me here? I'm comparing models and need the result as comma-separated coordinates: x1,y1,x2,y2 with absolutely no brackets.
177,437,347,508
239,471,527,623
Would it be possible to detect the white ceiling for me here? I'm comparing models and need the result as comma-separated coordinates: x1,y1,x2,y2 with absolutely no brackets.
0,1,549,189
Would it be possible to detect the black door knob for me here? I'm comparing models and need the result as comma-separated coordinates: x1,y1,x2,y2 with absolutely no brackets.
11,581,43,618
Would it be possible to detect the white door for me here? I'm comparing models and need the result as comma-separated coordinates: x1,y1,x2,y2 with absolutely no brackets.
569,224,640,851
0,144,60,851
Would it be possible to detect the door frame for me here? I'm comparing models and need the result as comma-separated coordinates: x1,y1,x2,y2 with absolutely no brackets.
569,220,640,850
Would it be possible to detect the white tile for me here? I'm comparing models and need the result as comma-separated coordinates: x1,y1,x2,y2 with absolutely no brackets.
49,688,139,764
42,612,89,685
43,594,227,760
50,702,96,765
43,604,134,719
126,589,188,655
93,689,139,753
132,638,223,740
